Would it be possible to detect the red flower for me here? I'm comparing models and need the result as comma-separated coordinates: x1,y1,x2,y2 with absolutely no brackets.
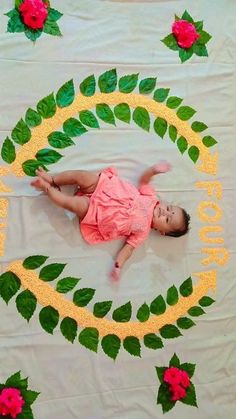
172,19,199,49
180,370,190,388
170,384,186,401
163,367,182,385
19,0,48,30
0,388,25,419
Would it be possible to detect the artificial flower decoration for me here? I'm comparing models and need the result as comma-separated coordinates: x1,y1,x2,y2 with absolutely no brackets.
5,0,63,42
156,353,197,413
161,10,212,62
0,371,39,418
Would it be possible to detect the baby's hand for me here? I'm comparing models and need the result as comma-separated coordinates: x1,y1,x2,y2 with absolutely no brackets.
153,161,172,174
110,265,121,282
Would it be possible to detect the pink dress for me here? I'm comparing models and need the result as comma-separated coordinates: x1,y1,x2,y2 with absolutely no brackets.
79,167,158,248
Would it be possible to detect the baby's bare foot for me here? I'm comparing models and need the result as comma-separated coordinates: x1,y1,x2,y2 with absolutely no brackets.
36,167,52,184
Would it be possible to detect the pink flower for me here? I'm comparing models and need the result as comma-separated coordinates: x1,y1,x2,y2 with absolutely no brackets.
163,367,182,385
0,388,25,419
19,0,48,30
180,370,190,388
172,20,200,49
170,384,186,401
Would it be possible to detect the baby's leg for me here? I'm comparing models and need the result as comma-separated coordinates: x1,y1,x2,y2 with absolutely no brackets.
37,167,99,194
31,177,89,219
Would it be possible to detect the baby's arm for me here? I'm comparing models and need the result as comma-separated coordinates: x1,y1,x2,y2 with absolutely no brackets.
139,161,171,185
110,243,134,281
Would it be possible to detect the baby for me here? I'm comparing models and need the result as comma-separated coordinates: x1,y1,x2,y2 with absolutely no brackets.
31,162,190,280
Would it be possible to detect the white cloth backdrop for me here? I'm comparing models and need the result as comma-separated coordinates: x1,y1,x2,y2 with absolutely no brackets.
0,0,236,418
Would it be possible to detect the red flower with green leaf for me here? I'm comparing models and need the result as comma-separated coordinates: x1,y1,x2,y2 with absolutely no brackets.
156,353,197,413
161,10,212,62
5,0,63,42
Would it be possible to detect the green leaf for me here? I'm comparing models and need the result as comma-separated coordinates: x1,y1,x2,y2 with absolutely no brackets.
166,96,183,109
179,277,193,297
39,306,59,334
36,148,63,165
79,327,99,352
169,125,177,142
48,131,74,149
166,285,179,306
0,271,21,304
202,135,217,147
194,21,203,31
47,8,63,21
188,306,205,316
114,103,131,123
60,317,77,343
179,47,194,63
18,406,34,419
160,324,182,339
56,80,75,108
181,10,194,23
24,28,42,42
153,88,170,103
154,117,167,138
12,119,31,145
79,110,99,128
177,136,188,154
96,104,115,125
5,371,27,389
112,301,132,322
136,302,150,322
191,121,208,132
15,0,23,7
56,277,80,294
16,290,37,321
1,137,16,164
193,43,208,57
150,295,166,315
98,68,117,93
93,301,112,318
25,108,42,127
123,336,141,357
43,20,62,36
197,30,212,45
169,353,180,367
144,333,163,350
180,383,198,407
20,390,40,405
133,107,150,132
63,118,87,137
23,255,48,270
101,334,121,360
188,146,199,163
22,159,47,176
118,73,139,93
161,34,179,51
80,74,96,97
7,13,25,33
5,9,19,18
39,263,66,282
177,317,195,329
180,362,196,378
157,383,176,413
73,288,95,307
139,77,156,94
37,93,56,119
155,366,167,384
177,106,196,121
199,296,215,307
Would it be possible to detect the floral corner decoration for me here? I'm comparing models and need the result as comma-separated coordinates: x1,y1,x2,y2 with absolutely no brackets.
0,371,39,419
5,0,63,42
161,10,212,63
156,353,197,414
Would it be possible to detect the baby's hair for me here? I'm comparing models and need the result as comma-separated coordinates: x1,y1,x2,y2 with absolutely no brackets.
166,208,190,238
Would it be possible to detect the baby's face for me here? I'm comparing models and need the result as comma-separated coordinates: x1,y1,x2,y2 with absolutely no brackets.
152,201,184,235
